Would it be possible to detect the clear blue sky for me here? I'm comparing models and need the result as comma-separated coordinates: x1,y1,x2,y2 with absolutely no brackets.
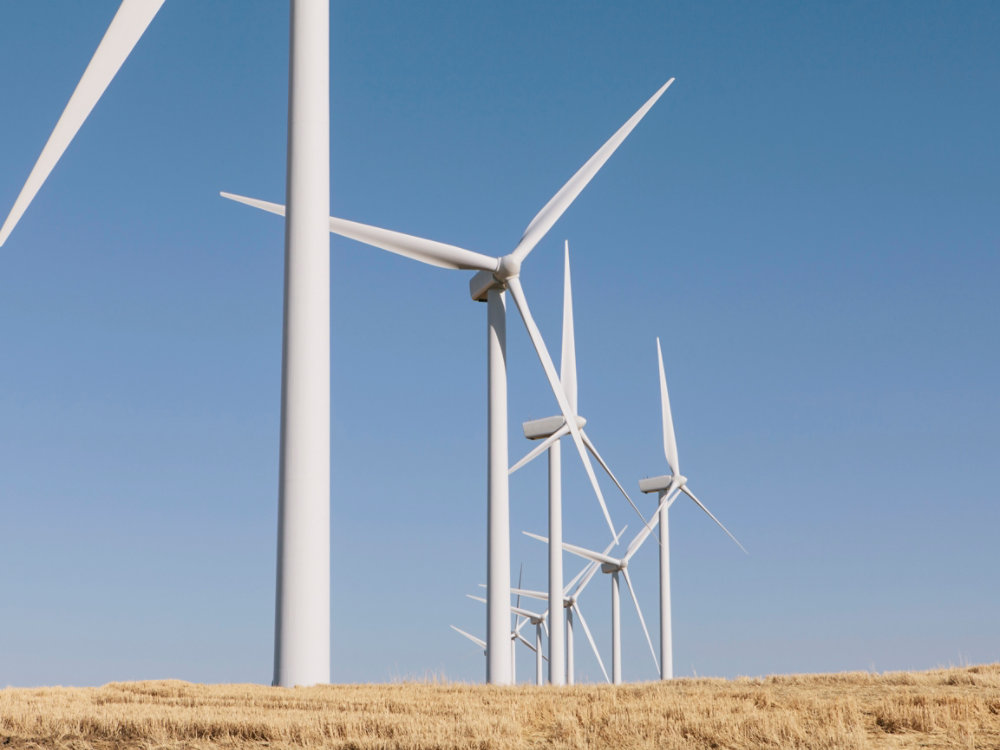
1,1,997,686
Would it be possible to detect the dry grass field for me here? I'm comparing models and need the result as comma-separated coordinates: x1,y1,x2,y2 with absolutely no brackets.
2,664,999,749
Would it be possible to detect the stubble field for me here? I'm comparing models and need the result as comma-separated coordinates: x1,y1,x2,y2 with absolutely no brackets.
2,664,998,749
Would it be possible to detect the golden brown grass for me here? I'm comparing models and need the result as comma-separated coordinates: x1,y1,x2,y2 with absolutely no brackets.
2,664,999,749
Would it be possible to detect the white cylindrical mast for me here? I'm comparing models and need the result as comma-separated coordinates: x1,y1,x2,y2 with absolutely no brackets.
510,636,517,683
548,440,565,685
566,607,575,685
611,571,621,684
273,0,330,688
659,493,673,680
535,624,544,685
486,288,512,685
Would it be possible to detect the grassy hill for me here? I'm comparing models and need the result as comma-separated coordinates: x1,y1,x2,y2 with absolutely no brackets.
2,664,998,748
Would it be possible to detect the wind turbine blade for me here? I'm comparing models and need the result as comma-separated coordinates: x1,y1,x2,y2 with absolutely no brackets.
581,430,651,528
0,0,165,247
510,587,548,602
466,594,487,604
656,338,680,475
450,625,486,650
574,604,610,683
682,486,748,554
564,561,593,595
566,541,621,568
564,540,621,568
515,632,536,653
219,192,498,272
621,485,686,562
560,241,578,414
621,569,660,673
511,604,544,620
507,277,616,536
573,561,603,598
515,563,523,615
514,614,531,635
571,525,628,596
508,79,675,264
621,511,661,563
514,633,550,662
509,422,571,474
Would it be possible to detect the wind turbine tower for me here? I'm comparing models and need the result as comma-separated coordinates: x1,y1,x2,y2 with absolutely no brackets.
0,0,331,688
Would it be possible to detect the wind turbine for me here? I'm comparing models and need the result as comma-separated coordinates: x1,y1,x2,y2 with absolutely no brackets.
638,337,747,680
526,524,661,684
460,591,549,685
222,78,674,684
450,623,545,685
1,0,332,687
468,596,549,686
511,528,625,684
508,241,640,685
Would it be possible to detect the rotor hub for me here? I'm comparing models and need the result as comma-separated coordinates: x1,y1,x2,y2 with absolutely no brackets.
495,254,521,281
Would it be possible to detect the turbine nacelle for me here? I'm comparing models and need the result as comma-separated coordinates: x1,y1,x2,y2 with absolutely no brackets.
600,560,626,574
638,474,686,494
469,269,502,302
522,415,587,440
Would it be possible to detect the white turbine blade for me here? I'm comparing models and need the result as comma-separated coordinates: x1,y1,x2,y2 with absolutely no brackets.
510,587,548,602
509,422,571,474
621,512,661,563
514,633,549,662
508,79,674,264
621,485,686,562
581,429,651,528
572,562,601,597
219,192,498,272
450,625,486,650
524,529,615,565
0,0,165,247
563,539,620,567
564,561,593,595
514,614,531,635
560,241,578,414
682,485,748,554
621,569,660,673
515,562,524,616
511,604,544,620
515,632,536,652
656,338,680,475
507,277,616,536
605,525,628,553
466,594,487,604
572,525,628,596
573,604,610,683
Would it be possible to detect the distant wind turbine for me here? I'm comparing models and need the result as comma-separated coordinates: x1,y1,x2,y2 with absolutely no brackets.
511,526,626,684
639,338,747,680
526,525,660,684
510,242,645,685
